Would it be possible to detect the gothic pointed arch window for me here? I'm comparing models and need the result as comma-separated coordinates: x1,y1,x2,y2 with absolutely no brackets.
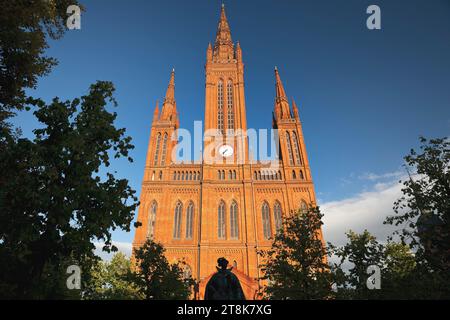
218,201,226,239
218,80,224,134
299,170,304,180
300,201,308,214
186,202,194,239
285,132,294,165
153,133,161,166
227,80,234,132
292,132,302,165
274,201,283,233
147,201,157,239
160,133,168,165
230,201,239,239
262,202,272,240
173,201,183,239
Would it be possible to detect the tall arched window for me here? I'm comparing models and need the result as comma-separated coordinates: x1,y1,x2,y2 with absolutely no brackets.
218,81,224,134
148,201,157,239
299,170,304,180
227,80,234,132
262,202,272,239
285,132,294,165
173,201,183,239
218,201,226,239
292,132,302,165
274,201,282,233
230,201,239,239
160,133,168,166
300,201,308,214
186,202,194,239
153,133,161,166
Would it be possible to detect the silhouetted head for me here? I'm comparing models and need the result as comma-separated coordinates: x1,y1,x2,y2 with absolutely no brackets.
217,257,229,270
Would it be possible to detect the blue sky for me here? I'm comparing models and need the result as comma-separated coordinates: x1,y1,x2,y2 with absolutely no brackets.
14,0,450,252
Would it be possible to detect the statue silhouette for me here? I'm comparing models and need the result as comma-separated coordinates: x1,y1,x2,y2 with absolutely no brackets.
204,257,245,300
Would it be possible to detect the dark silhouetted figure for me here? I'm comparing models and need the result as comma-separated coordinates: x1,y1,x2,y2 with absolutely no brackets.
204,257,245,300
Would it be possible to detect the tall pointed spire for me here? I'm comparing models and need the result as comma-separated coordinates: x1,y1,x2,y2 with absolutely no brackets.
213,4,234,62
164,68,175,105
153,100,159,122
274,67,292,119
292,97,300,121
275,67,288,102
161,69,176,121
215,4,232,46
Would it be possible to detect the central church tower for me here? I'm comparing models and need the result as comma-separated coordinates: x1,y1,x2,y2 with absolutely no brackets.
203,4,248,165
132,5,322,300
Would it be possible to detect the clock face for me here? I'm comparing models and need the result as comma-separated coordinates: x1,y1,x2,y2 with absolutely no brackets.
218,144,234,158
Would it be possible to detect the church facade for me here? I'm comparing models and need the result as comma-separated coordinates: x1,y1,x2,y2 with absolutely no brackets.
132,5,322,299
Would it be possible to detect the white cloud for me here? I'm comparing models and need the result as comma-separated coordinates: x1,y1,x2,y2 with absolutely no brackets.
321,176,406,247
93,241,132,261
358,171,403,181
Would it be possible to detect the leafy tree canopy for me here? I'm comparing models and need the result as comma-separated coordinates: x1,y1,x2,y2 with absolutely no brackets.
0,81,139,299
83,252,141,300
259,207,333,300
0,0,82,120
131,239,194,300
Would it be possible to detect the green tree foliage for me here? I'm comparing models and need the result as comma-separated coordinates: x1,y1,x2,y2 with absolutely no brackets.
83,252,141,300
259,207,333,300
0,0,82,120
385,137,449,275
330,230,384,299
330,230,449,299
0,82,139,299
131,239,194,300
